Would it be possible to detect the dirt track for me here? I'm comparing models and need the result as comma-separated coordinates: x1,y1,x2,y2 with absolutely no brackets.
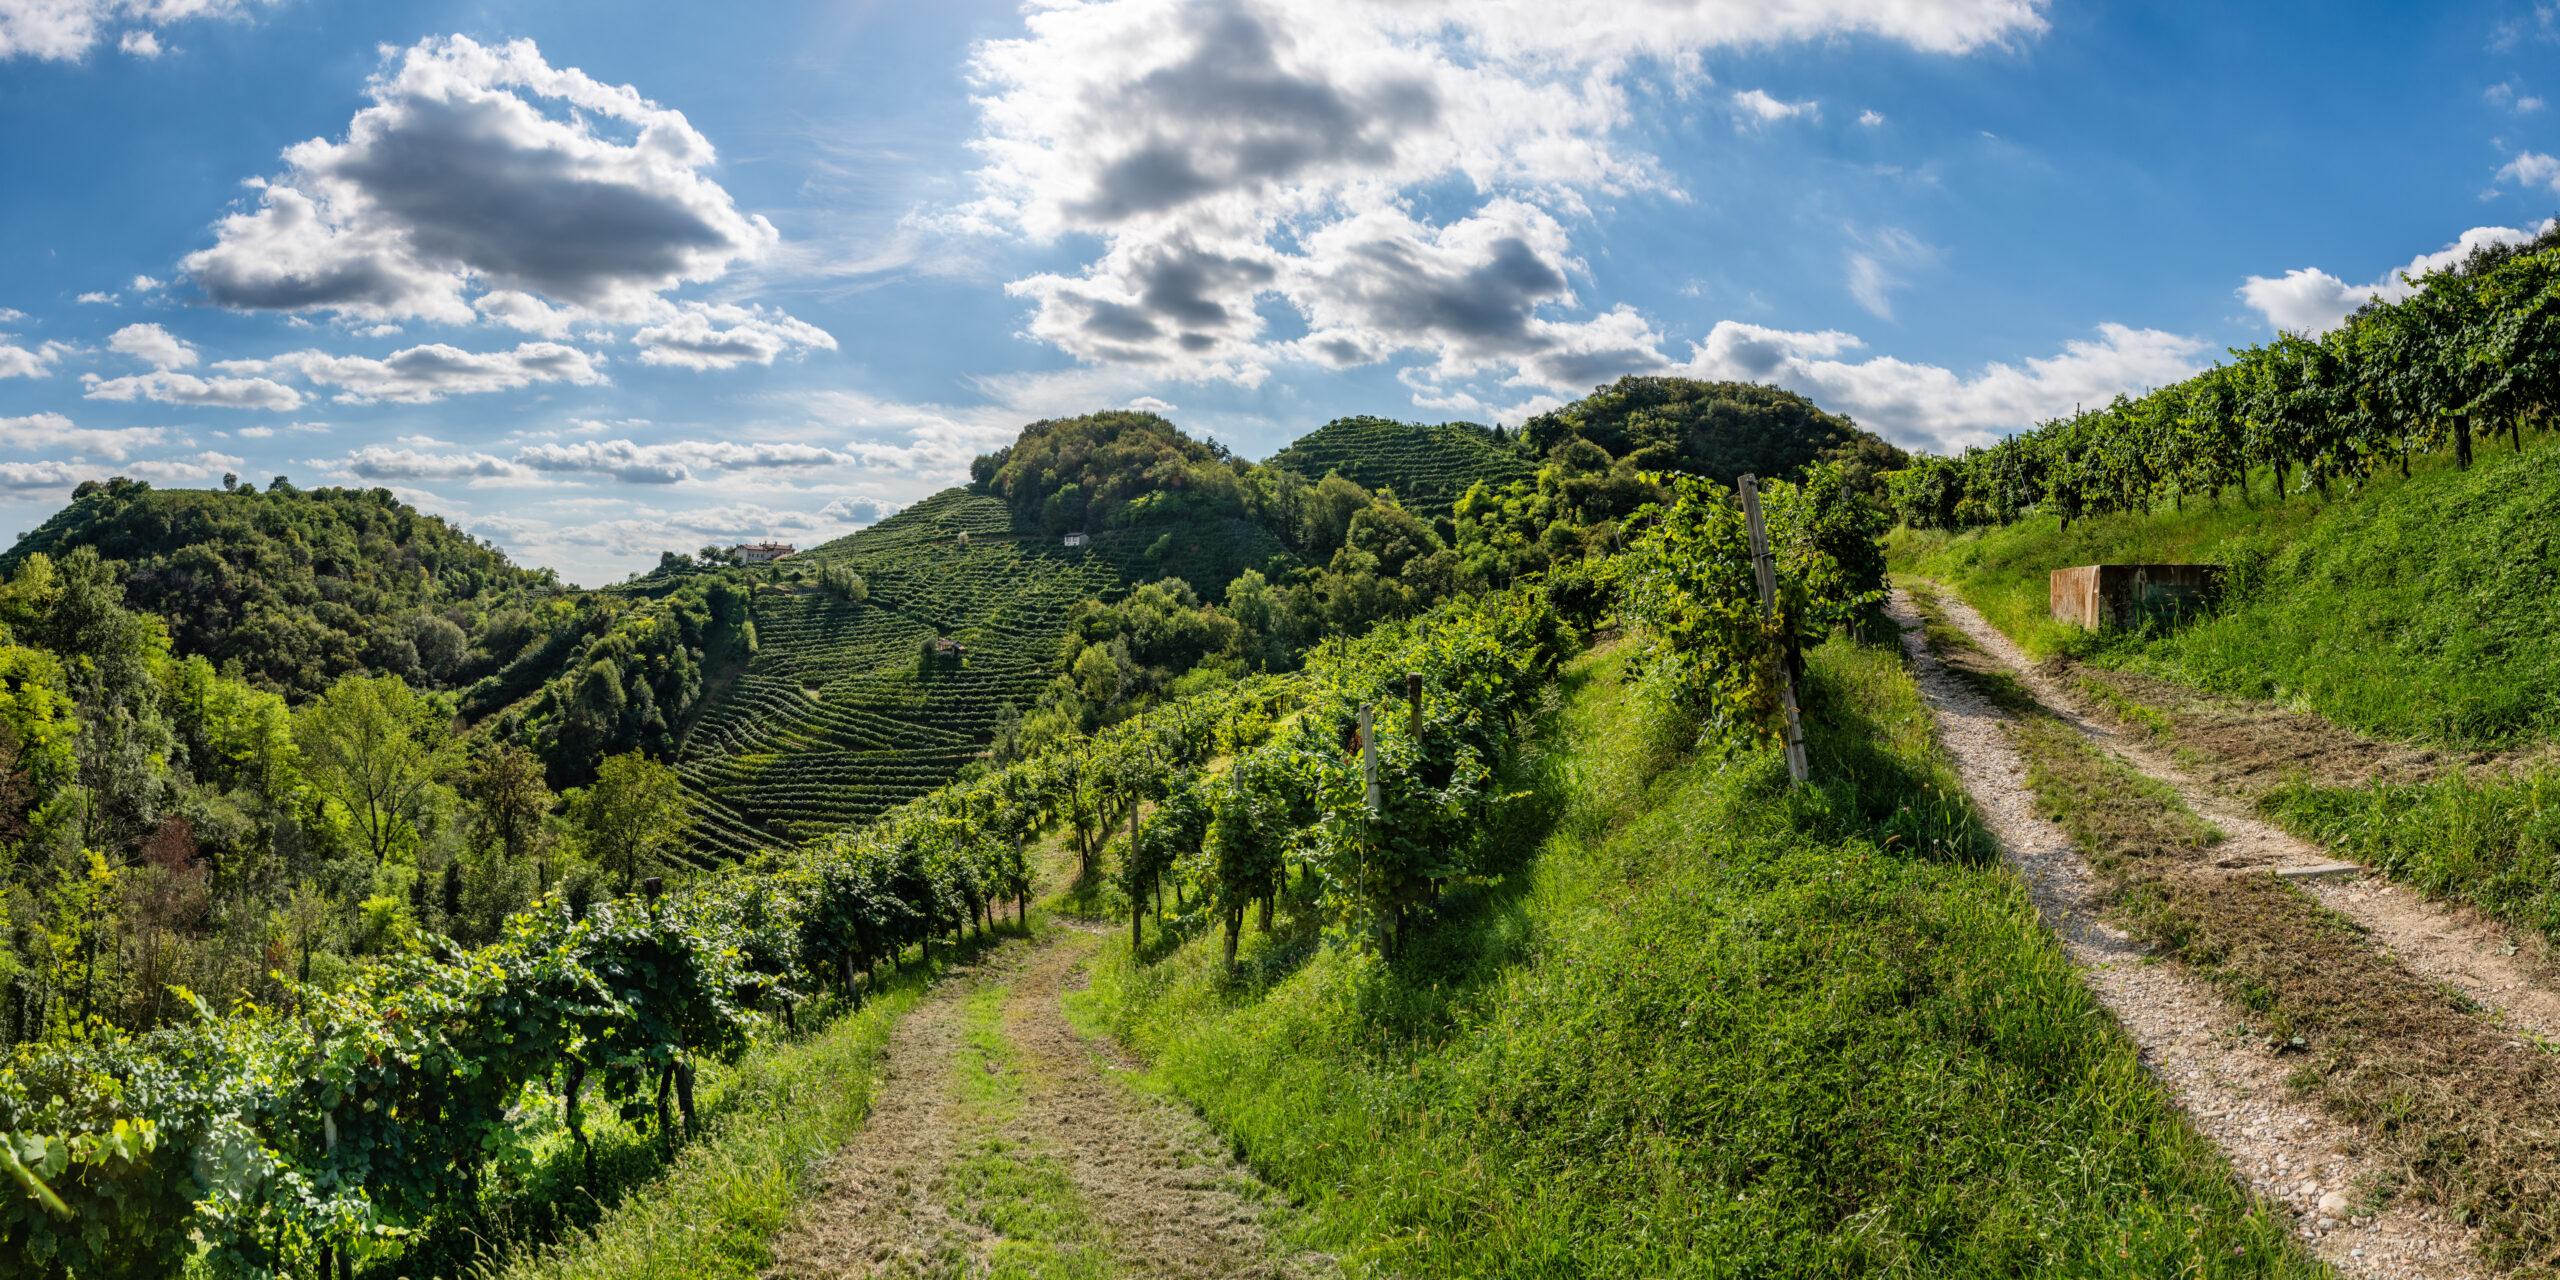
1890,587,2492,1280
763,925,1332,1279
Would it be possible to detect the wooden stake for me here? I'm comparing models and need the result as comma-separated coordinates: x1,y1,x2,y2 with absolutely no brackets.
1405,672,1422,740
1358,704,1381,813
1737,475,1810,784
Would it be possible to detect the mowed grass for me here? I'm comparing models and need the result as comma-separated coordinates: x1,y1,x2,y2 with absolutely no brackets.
1892,431,2560,747
1072,639,2316,1277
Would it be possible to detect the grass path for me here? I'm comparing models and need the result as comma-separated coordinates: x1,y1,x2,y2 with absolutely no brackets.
763,922,1330,1279
1889,586,2491,1280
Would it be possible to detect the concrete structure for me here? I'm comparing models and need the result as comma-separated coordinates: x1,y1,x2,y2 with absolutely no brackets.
1062,531,1089,548
732,541,796,564
2051,563,2222,631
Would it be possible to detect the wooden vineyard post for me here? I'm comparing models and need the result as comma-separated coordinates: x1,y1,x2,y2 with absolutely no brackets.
1358,704,1381,814
1406,671,1422,740
1737,475,1811,784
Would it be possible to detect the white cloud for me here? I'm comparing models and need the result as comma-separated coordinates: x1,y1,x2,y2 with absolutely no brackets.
2497,151,2560,194
1676,320,2208,452
120,450,244,484
1125,395,1178,415
0,308,23,323
958,0,2045,393
631,301,836,370
240,340,606,404
1858,108,1886,126
2238,221,2552,334
336,445,532,482
1843,226,1936,321
0,412,171,459
75,291,116,304
1731,88,1817,127
182,35,778,328
108,321,197,369
0,337,71,379
515,438,851,484
129,273,162,291
1,0,263,62
2487,81,2546,113
82,368,303,410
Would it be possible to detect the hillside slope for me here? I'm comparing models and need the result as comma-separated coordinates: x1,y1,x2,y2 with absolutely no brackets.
1893,432,2560,748
1263,416,1534,517
3,476,558,697
671,489,1287,860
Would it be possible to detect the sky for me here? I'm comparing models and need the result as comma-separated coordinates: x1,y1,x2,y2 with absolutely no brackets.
2,1,2556,585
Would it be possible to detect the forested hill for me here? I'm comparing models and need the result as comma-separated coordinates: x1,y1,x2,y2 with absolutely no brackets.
3,475,560,698
1525,375,1906,486
1264,417,1535,517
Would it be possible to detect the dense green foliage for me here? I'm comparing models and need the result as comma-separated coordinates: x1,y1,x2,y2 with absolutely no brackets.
1263,416,1534,518
1524,376,1898,486
1077,638,2312,1277
1895,432,2560,746
1885,224,2560,532
4,477,559,699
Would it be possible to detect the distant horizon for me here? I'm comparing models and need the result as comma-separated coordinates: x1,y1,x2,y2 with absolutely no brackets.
5,0,2556,583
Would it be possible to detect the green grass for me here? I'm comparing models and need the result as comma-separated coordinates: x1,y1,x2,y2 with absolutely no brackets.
1071,638,2316,1277
942,981,1117,1279
484,943,961,1280
1891,432,2560,747
2265,769,2560,941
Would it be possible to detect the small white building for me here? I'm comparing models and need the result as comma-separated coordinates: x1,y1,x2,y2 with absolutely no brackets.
1062,532,1089,548
732,541,797,564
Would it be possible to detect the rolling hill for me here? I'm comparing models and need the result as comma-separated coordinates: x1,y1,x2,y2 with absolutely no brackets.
668,488,1288,861
1264,416,1535,517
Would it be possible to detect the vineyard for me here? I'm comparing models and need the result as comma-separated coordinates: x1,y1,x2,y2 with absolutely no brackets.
1886,224,2560,532
671,490,1285,861
0,464,1884,1278
1264,416,1535,517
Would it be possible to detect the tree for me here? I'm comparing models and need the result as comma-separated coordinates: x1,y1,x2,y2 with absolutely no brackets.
463,743,554,878
295,674,453,865
571,751,692,891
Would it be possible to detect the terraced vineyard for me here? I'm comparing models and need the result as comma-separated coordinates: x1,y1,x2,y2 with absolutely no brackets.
671,488,1286,861
1265,415,1536,517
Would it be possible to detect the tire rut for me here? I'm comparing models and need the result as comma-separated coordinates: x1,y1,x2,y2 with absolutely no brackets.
1889,588,2491,1280
1925,585,2560,1047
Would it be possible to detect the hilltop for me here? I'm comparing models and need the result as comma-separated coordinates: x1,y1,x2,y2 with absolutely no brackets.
1264,416,1535,517
3,475,560,698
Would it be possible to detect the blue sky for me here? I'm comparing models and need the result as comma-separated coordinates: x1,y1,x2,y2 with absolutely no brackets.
2,0,2555,584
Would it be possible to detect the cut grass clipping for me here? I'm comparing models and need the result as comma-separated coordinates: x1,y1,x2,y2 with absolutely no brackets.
1073,638,2315,1277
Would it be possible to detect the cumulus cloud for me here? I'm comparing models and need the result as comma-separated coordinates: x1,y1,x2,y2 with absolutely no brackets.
1858,108,1886,126
240,340,605,403
0,337,71,379
2237,221,2552,335
108,321,197,369
83,368,303,410
76,291,116,304
2487,81,2546,113
0,412,170,459
1677,320,2209,451
120,450,245,484
182,35,778,327
632,302,836,369
1731,88,1817,127
1,0,264,62
960,0,2043,391
338,445,530,481
2497,151,2560,195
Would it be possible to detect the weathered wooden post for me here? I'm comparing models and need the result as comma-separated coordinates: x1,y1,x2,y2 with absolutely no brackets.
1406,671,1422,740
1737,475,1810,784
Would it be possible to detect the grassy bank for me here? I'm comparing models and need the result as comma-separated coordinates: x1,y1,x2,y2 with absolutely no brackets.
1891,433,2560,747
1072,639,2315,1276
1905,584,2560,1275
